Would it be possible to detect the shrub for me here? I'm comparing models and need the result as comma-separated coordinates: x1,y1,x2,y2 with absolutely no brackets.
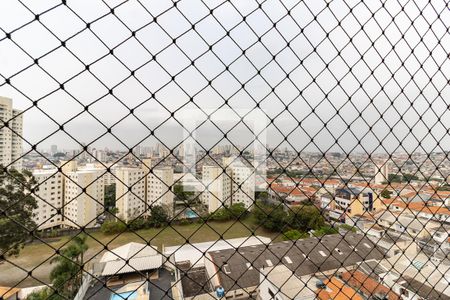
128,218,146,231
101,220,127,235
312,225,339,237
283,230,308,241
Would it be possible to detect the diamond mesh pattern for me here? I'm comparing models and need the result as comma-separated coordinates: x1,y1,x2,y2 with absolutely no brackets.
1,0,450,299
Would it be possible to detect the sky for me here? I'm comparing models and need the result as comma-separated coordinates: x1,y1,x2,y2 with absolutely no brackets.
0,0,449,155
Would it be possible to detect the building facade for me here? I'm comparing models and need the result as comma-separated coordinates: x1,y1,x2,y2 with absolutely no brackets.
202,166,232,213
147,167,174,215
32,169,64,230
63,162,105,229
115,168,146,221
0,97,23,170
202,158,255,213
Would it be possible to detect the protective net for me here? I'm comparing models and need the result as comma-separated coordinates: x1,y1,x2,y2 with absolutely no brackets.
1,0,450,299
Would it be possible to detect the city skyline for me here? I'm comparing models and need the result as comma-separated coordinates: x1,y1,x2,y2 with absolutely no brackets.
0,0,449,153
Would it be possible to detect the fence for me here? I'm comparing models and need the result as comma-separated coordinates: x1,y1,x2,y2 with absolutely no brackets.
1,0,450,299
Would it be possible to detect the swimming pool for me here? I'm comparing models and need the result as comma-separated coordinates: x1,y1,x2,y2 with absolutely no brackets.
110,291,137,300
185,209,198,218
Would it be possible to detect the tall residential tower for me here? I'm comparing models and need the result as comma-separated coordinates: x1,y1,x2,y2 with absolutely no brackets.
0,96,23,169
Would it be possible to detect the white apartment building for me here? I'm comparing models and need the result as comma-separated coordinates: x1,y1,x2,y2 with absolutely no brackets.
115,167,146,221
32,169,64,230
147,166,174,215
374,161,390,184
226,159,256,208
113,160,174,220
63,164,105,229
202,158,255,213
201,166,232,213
0,96,23,170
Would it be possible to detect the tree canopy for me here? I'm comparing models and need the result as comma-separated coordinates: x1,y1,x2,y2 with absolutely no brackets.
0,168,37,257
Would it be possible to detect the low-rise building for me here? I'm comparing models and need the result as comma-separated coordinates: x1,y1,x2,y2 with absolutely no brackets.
322,186,383,223
203,233,385,299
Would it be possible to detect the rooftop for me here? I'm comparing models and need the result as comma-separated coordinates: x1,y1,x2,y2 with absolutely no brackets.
401,276,450,300
207,233,385,291
341,270,400,300
177,262,213,298
84,268,174,300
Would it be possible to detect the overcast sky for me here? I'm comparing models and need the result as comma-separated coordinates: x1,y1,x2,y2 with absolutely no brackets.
0,0,449,154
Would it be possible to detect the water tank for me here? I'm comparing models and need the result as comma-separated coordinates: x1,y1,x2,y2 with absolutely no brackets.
216,286,225,298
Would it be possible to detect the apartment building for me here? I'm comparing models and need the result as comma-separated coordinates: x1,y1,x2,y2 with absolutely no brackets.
202,166,232,213
32,168,64,230
321,187,383,222
63,163,105,229
202,158,255,213
225,158,255,208
115,168,146,221
374,162,390,184
147,166,174,214
113,159,174,219
0,96,23,170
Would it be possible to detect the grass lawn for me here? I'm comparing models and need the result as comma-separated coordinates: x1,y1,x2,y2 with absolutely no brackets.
0,219,279,287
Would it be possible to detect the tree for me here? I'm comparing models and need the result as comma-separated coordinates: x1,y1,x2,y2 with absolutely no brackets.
402,173,419,182
288,205,325,232
173,184,195,204
128,217,146,231
53,152,66,158
380,189,392,199
48,236,88,299
101,220,127,234
0,168,37,257
228,203,247,219
210,203,247,221
252,201,288,232
148,205,169,227
104,184,116,209
387,174,402,183
255,191,268,201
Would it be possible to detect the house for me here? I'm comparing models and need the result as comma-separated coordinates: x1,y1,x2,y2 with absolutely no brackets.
322,186,383,223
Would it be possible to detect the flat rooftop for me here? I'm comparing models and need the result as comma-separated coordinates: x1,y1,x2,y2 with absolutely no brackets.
84,269,174,300
177,262,213,298
207,233,385,291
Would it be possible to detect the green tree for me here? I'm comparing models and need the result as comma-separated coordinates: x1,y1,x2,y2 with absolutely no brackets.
228,203,247,219
104,184,116,209
101,220,127,234
380,189,392,199
0,168,38,257
387,174,402,183
252,201,288,232
148,205,169,227
402,173,419,182
210,207,232,221
210,203,247,221
128,217,146,231
173,184,196,204
255,191,268,201
48,235,88,299
288,205,325,232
